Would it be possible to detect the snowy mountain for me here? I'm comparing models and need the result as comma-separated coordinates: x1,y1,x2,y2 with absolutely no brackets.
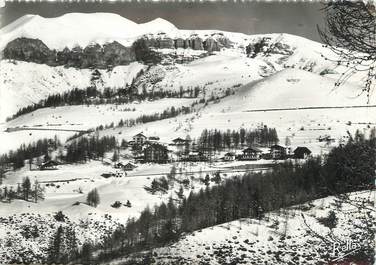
0,13,373,153
0,13,344,122
0,13,180,51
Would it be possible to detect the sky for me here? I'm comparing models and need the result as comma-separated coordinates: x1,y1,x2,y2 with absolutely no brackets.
0,1,326,42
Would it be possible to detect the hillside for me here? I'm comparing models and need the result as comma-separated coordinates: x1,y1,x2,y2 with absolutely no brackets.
94,68,375,155
1,13,374,158
148,190,374,265
205,68,372,112
0,13,362,123
0,61,145,122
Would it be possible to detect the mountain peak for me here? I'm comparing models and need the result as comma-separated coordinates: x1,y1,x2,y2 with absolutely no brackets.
139,17,179,35
0,13,179,51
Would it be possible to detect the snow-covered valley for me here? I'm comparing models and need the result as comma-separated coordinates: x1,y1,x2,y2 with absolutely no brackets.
0,12,375,265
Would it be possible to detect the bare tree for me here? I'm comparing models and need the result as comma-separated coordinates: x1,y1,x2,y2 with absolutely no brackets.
318,1,376,98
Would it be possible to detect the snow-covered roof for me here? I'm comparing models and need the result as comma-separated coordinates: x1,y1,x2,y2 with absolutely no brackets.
133,132,147,138
242,147,262,153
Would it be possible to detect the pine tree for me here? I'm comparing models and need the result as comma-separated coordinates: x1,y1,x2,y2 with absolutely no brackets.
184,135,191,155
8,187,15,202
3,187,8,201
112,150,119,162
86,188,100,207
0,165,4,185
33,180,45,202
65,226,79,261
22,177,31,201
28,158,33,171
80,242,93,265
48,225,64,264
16,183,22,198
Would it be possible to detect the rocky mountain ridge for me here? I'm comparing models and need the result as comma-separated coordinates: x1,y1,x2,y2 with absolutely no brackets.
2,33,232,68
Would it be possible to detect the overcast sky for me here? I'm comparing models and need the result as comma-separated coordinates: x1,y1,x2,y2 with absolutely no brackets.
0,1,326,42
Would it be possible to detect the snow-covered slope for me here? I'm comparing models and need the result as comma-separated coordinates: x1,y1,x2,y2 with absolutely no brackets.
149,190,374,265
1,13,369,124
92,67,375,155
0,49,270,123
205,68,373,113
0,33,342,123
0,13,180,51
0,60,145,122
1,13,374,154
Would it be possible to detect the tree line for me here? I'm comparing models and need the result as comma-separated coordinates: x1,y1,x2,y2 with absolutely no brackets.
197,126,279,151
90,132,375,263
1,103,193,169
47,225,79,264
7,84,200,121
65,136,117,163
95,105,193,132
0,135,117,171
0,137,60,170
0,176,45,203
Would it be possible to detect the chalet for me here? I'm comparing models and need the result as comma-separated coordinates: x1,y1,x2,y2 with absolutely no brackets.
148,136,160,142
186,151,206,162
293,147,312,159
270,145,287,159
171,137,189,145
114,162,125,169
1,162,14,172
223,152,236,161
101,173,113,178
127,140,135,146
170,137,191,154
318,135,335,143
101,172,116,178
134,155,145,163
102,171,125,178
123,162,137,171
143,143,169,163
240,147,262,160
133,132,147,145
39,160,59,170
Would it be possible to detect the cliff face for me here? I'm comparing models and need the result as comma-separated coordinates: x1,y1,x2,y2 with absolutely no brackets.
3,39,136,68
137,32,232,52
245,37,293,58
2,34,232,68
3,38,56,65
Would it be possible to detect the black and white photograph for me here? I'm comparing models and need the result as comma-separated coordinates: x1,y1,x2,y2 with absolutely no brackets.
0,1,375,264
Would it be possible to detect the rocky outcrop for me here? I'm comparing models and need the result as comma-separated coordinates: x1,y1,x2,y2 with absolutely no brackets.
245,37,293,58
189,36,204,50
174,38,186,49
3,38,56,65
214,34,232,49
103,42,136,66
3,38,136,68
2,33,232,67
132,38,163,64
137,34,231,51
56,41,136,68
203,37,220,52
156,36,174,49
